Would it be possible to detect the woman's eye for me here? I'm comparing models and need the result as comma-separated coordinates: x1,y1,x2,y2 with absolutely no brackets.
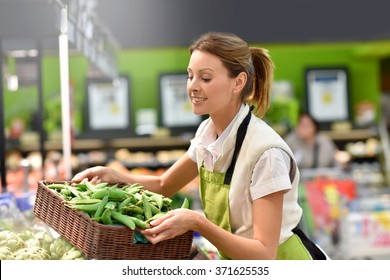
187,76,210,82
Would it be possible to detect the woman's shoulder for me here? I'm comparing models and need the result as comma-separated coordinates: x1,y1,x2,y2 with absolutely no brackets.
262,147,292,161
317,132,335,144
316,133,337,151
250,116,290,142
250,116,277,132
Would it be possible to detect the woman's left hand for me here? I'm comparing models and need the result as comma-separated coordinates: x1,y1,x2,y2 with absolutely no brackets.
139,208,198,244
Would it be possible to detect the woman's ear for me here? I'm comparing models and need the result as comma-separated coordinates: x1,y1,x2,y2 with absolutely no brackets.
234,72,247,94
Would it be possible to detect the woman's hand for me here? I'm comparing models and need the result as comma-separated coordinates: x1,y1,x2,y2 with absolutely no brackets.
72,166,126,184
140,208,200,244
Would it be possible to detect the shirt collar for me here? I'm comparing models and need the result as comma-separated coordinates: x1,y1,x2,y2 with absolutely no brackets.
202,104,246,157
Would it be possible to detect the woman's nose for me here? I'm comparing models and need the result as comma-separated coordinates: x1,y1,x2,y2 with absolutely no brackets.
187,78,199,93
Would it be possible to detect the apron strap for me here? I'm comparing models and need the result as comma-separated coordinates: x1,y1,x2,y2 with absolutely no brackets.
223,109,252,185
312,141,319,168
292,227,327,260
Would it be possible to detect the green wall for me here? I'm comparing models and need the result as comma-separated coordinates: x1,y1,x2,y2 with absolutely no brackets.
266,42,382,123
3,40,389,138
117,48,190,129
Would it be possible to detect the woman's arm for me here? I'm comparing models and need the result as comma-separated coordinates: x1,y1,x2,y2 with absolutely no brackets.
141,189,284,260
72,153,199,197
198,189,283,259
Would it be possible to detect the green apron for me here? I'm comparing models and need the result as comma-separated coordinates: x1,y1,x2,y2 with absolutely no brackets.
198,110,315,260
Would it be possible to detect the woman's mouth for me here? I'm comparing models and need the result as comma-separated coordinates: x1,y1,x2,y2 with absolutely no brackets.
192,97,207,104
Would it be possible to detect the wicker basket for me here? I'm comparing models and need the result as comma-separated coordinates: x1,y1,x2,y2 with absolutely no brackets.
33,181,194,260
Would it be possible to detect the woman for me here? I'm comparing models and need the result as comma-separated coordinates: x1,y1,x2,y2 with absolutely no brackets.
285,113,338,169
73,32,326,260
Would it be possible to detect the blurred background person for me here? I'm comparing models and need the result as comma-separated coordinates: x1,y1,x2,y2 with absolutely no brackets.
285,113,338,170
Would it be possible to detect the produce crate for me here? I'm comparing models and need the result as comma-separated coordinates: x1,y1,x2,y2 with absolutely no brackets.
33,181,193,260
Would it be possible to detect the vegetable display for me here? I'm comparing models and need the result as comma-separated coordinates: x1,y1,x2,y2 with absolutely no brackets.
44,181,189,230
0,230,86,260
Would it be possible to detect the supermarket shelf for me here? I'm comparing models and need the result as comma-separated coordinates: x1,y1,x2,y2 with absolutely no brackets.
322,128,378,142
13,139,107,152
10,136,191,153
109,136,190,151
11,129,377,154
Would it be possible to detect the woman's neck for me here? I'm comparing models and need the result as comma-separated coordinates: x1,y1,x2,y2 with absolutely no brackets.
211,103,243,136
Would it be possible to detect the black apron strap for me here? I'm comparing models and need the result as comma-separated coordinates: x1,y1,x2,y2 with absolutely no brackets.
292,227,327,260
312,141,319,168
224,109,252,185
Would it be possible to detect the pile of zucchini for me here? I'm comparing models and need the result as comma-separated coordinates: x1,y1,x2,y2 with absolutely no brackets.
45,181,189,230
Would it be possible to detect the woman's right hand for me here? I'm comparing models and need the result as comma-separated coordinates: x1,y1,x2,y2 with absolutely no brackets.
139,208,201,244
72,166,126,184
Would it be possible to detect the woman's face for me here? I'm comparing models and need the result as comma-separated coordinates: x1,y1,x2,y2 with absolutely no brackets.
296,115,316,141
187,50,240,118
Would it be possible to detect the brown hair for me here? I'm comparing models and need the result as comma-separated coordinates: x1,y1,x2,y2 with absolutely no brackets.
190,32,274,118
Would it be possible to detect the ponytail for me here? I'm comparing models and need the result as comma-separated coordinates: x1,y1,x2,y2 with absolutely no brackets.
248,47,274,118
